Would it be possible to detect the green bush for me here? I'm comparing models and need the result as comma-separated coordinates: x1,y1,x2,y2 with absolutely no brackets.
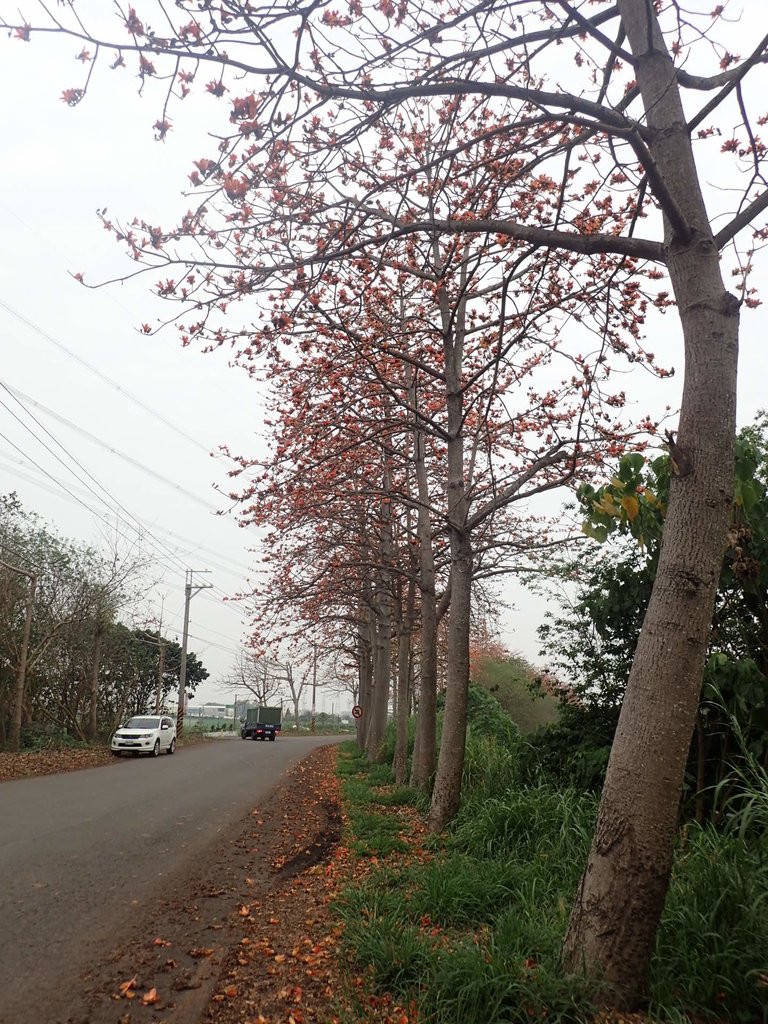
20,724,91,750
380,715,418,766
451,785,596,868
461,732,522,802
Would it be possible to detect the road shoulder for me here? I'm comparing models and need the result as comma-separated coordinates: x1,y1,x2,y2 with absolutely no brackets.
68,744,343,1024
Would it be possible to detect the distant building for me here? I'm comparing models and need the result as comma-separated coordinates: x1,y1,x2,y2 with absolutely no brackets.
187,703,233,719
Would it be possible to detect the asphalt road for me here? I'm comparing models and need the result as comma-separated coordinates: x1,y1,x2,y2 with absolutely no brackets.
0,736,337,1024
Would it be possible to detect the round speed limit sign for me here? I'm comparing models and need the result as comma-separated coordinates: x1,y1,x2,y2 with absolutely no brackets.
351,705,363,719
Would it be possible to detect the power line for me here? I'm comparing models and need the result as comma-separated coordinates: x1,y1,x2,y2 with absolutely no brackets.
0,427,255,641
0,452,251,579
0,380,220,512
0,296,212,454
0,416,189,578
0,390,196,577
0,446,250,664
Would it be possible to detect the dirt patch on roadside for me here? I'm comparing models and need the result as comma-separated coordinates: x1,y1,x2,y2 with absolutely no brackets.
0,736,213,783
61,744,344,1024
0,746,118,780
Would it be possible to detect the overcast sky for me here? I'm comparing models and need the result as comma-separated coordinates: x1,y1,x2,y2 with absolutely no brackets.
1,4,766,707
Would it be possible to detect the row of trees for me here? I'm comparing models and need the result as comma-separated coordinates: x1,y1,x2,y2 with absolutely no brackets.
7,0,768,1008
0,493,207,748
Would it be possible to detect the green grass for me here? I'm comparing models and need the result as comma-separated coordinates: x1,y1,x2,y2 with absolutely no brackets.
367,763,396,786
341,776,375,806
347,807,409,858
373,785,427,808
335,740,768,1023
652,825,768,1020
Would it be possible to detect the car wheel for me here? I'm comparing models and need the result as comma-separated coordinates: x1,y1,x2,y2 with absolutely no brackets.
269,735,275,742
111,751,121,757
152,739,160,757
167,738,176,755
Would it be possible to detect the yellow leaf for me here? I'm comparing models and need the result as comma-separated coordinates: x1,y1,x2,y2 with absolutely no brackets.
597,495,619,516
142,988,159,1006
620,495,639,522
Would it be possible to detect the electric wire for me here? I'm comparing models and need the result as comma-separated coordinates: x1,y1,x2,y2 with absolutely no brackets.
0,394,195,579
0,453,250,579
0,382,247,584
0,296,213,454
0,380,220,512
0,305,260,665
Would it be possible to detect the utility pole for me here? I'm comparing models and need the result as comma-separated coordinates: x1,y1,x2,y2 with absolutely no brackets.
177,569,212,738
1,559,37,754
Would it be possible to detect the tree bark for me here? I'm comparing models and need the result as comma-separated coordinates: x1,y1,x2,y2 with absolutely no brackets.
428,529,472,829
9,571,36,754
409,367,440,791
366,573,392,761
562,0,739,1005
393,574,415,784
428,282,472,830
362,607,378,750
366,464,396,761
87,621,104,741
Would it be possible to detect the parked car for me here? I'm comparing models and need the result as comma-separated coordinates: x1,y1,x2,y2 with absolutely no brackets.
111,715,176,757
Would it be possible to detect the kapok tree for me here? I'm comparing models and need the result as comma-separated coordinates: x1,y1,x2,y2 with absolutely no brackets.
227,164,655,831
225,341,422,762
7,0,768,1006
227,210,651,821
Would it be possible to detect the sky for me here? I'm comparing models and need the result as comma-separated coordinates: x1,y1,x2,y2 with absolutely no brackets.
1,3,767,708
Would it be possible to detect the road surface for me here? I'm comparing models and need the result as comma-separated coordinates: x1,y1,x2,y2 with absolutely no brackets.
0,736,336,1024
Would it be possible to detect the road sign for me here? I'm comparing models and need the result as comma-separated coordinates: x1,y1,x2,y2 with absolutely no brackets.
351,705,363,719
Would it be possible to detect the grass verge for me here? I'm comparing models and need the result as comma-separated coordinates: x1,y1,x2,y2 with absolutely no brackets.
332,740,768,1023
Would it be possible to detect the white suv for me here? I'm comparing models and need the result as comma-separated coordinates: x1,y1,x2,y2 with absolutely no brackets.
111,715,177,757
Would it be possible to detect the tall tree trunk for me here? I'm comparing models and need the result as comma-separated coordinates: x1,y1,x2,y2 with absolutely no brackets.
409,364,439,790
366,581,392,761
361,608,377,750
366,466,396,761
427,531,472,830
393,574,415,784
87,622,104,741
428,289,472,830
563,0,739,1005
